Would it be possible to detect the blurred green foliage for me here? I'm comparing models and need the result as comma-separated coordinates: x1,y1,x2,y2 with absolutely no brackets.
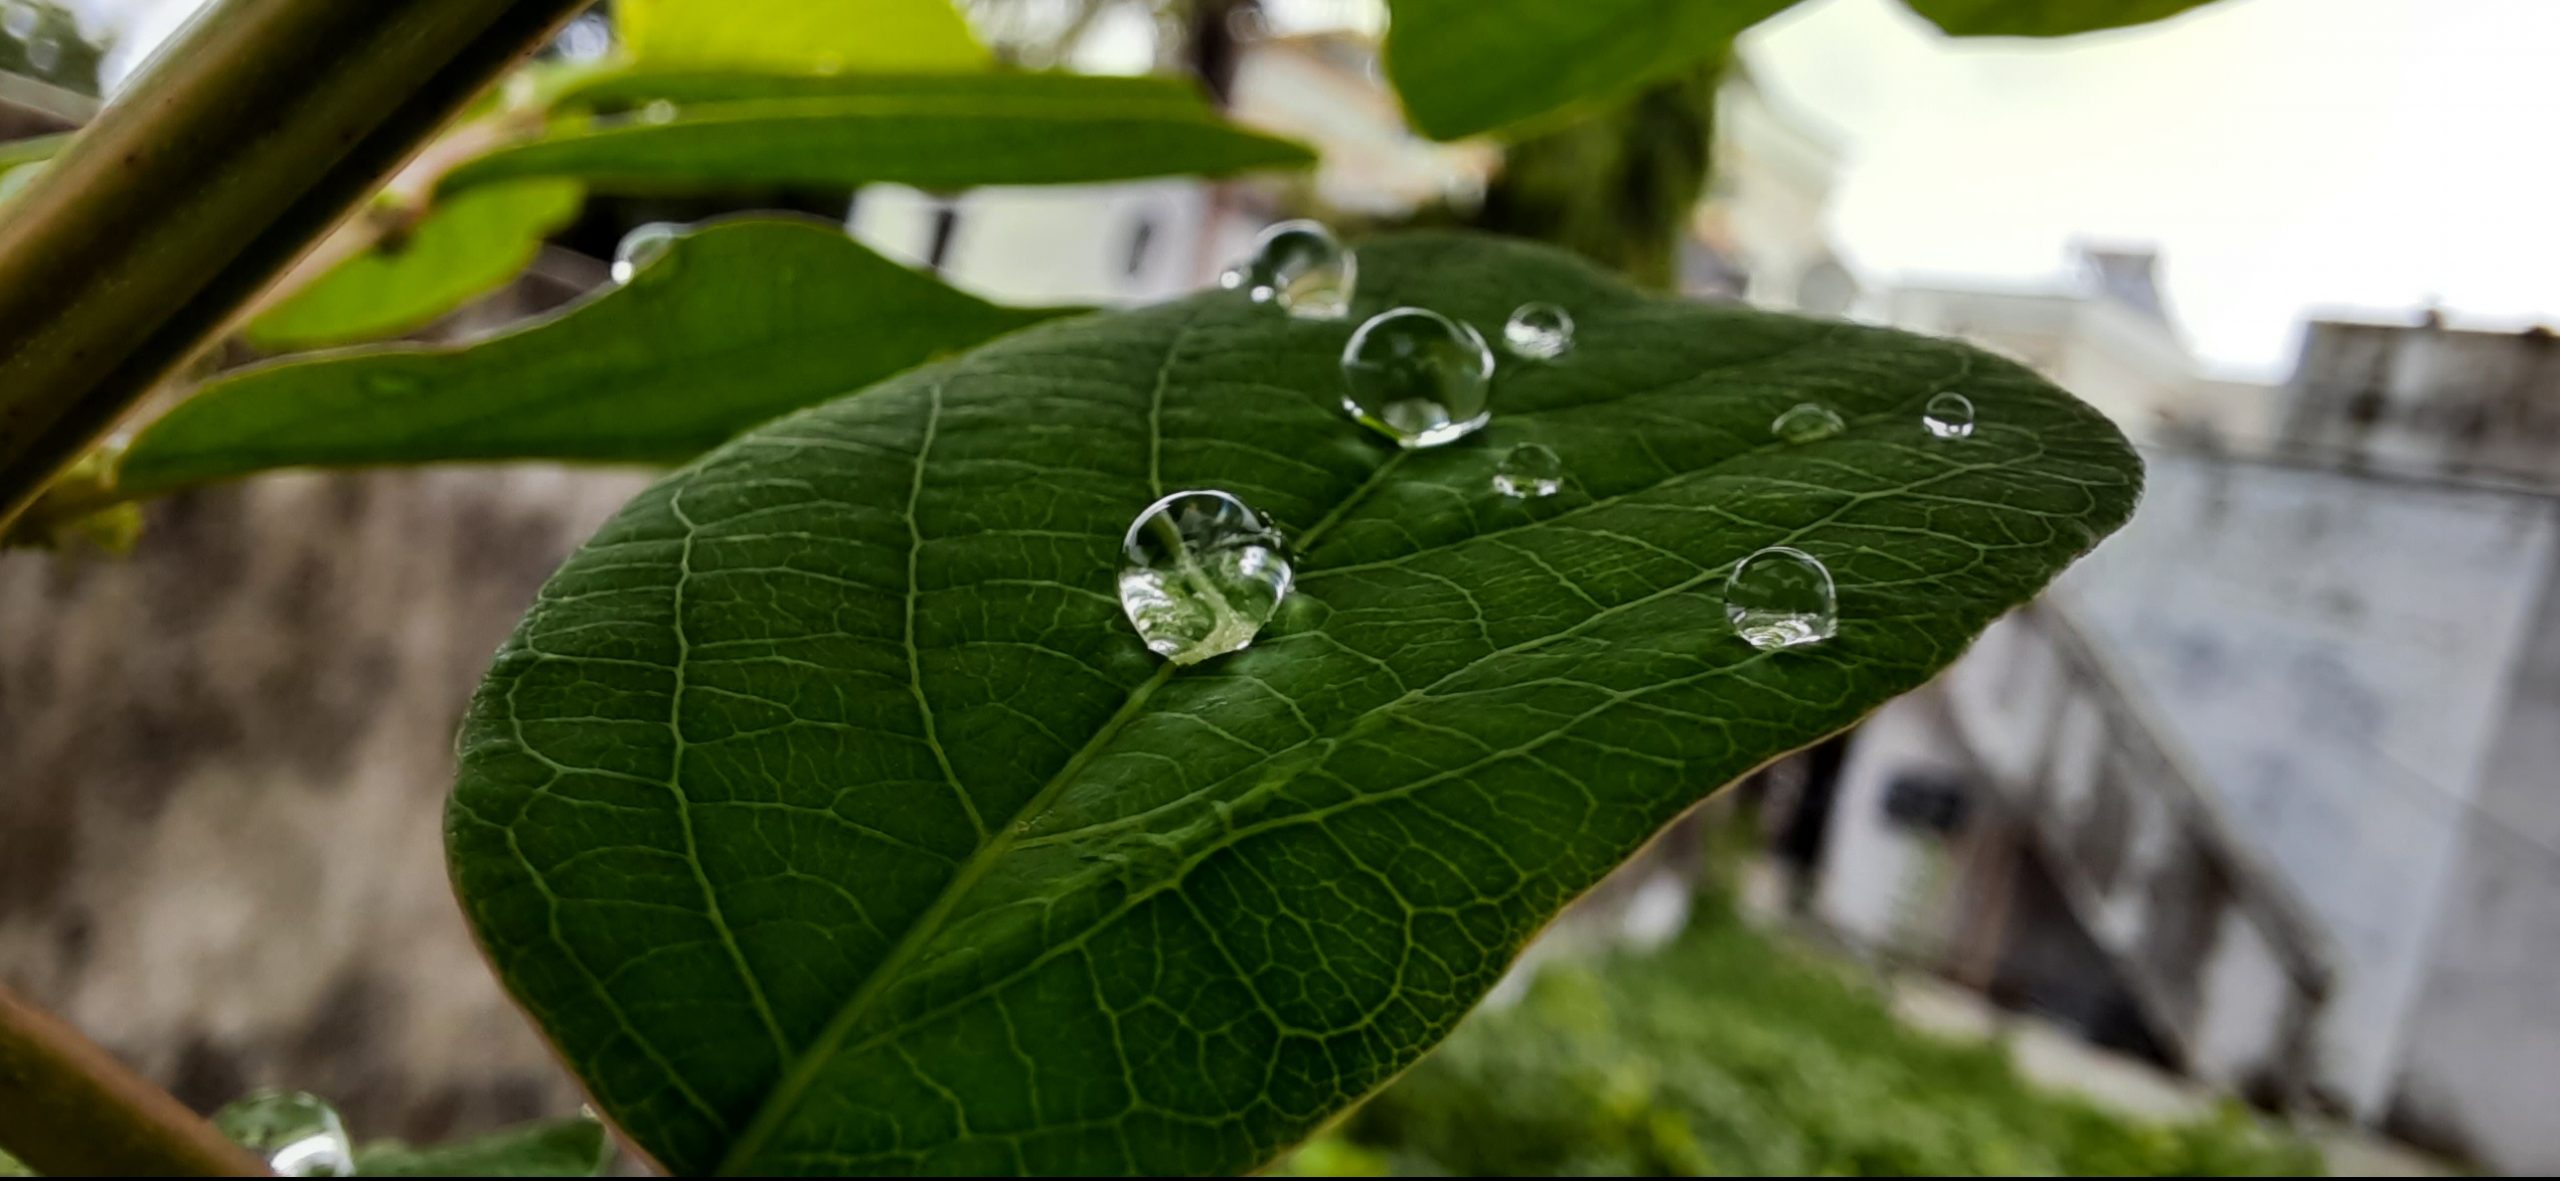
1277,896,2323,1177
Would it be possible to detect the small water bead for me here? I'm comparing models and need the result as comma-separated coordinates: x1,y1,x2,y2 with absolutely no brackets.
612,222,682,284
1219,219,1355,320
1725,546,1838,651
1340,307,1495,448
1493,443,1565,499
1502,302,1575,360
1118,490,1293,665
2,3,35,41
1772,402,1845,444
25,33,58,74
213,1090,355,1178
1924,391,1977,439
552,12,614,62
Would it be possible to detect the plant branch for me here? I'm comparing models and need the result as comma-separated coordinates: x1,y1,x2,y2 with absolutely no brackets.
0,0,592,532
0,984,267,1176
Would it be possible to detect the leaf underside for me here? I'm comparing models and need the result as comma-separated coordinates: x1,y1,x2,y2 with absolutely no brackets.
1383,0,1792,141
1900,0,2222,37
118,220,1068,497
447,232,2140,1175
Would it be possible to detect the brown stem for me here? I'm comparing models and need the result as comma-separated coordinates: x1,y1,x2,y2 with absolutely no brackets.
0,984,268,1176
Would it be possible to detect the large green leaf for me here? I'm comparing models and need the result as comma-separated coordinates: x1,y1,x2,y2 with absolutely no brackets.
118,220,1066,497
554,68,1209,114
246,181,586,351
1902,0,2220,36
445,83,1311,195
353,1117,613,1177
618,0,987,72
447,232,2140,1175
1383,0,1792,141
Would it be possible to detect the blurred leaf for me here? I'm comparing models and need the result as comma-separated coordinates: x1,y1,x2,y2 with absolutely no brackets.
618,0,987,72
1903,0,2220,36
119,219,1068,496
0,1143,28,1176
555,67,1206,112
445,85,1312,194
1384,0,1791,141
0,134,67,170
446,232,2141,1174
246,181,586,351
353,1116,612,1176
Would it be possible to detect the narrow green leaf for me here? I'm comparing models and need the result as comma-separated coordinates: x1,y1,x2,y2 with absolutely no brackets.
444,90,1313,195
118,220,1067,497
555,68,1209,114
0,135,68,172
1902,0,2220,36
245,181,586,351
353,1116,612,1177
447,232,2141,1175
619,0,988,72
1383,0,1791,141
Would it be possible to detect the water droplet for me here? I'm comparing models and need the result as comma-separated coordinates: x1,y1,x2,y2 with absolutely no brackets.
1772,402,1845,444
1924,392,1976,439
1502,303,1575,360
612,222,682,284
1,3,35,42
1118,490,1293,665
1725,546,1837,651
25,34,59,74
1493,443,1565,499
638,99,679,125
213,1090,354,1178
1219,220,1355,320
1340,307,1495,448
552,12,613,63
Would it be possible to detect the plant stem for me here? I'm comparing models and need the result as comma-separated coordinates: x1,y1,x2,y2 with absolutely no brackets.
0,0,591,532
0,984,268,1176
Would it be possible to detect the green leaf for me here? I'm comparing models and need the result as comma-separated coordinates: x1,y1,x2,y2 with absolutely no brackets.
0,135,67,172
443,84,1312,195
447,231,2140,1175
1902,0,2220,36
1383,0,1791,141
245,181,586,351
555,68,1210,114
118,219,1066,497
353,1117,613,1176
619,0,988,72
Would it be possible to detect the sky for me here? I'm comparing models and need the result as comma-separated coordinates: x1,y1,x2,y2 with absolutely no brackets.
41,0,2560,379
1746,0,2560,377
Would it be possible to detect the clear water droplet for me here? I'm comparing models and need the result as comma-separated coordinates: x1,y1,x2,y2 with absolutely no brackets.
1725,546,1837,651
612,222,682,285
552,12,613,63
1493,443,1565,499
1118,490,1293,665
638,99,679,125
1924,392,1976,439
213,1090,354,1178
1340,307,1495,448
1502,303,1574,360
25,33,58,74
1772,402,1845,444
1220,220,1355,320
1,3,35,42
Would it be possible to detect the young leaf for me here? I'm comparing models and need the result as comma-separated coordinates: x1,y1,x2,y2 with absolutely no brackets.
246,181,586,351
353,1116,613,1177
118,220,1068,497
442,87,1312,195
447,232,2140,1175
1383,0,1792,141
618,0,988,73
1901,0,2220,37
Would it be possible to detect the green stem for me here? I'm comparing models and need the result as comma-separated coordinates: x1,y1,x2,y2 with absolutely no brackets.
0,0,592,531
0,984,268,1176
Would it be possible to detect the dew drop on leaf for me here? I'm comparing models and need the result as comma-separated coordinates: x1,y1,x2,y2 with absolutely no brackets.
612,222,683,285
24,33,58,75
1118,490,1293,665
1502,302,1574,360
212,1090,355,1178
1924,391,1977,439
1219,219,1356,320
1772,402,1846,444
1340,307,1495,448
1492,443,1565,498
1725,546,1838,651
1,3,34,41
